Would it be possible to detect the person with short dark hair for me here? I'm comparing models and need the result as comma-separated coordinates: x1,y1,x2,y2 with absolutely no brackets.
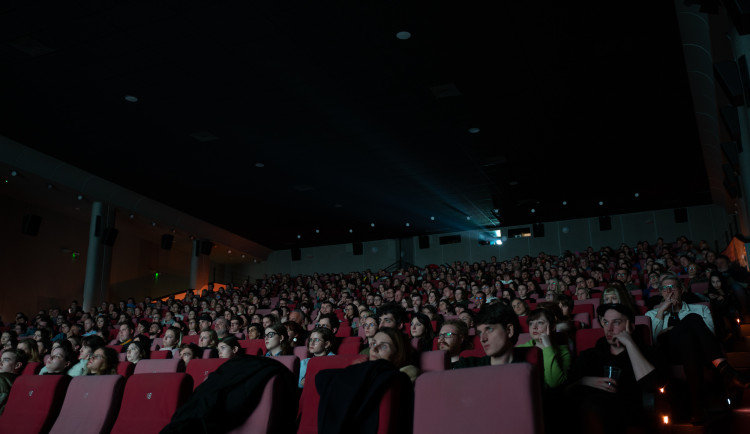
126,340,150,364
376,303,407,331
117,321,135,349
316,312,340,336
516,308,572,389
87,347,119,375
0,349,28,415
453,303,521,368
40,340,76,375
565,303,667,433
298,327,336,388
439,319,470,366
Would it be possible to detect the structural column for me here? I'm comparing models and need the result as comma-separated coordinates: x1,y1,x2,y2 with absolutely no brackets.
82,201,116,312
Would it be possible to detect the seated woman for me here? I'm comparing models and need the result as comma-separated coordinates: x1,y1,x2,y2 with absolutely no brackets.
556,294,576,333
68,335,106,376
264,324,292,356
369,327,419,383
516,307,572,389
409,312,435,352
601,282,638,315
17,338,41,363
284,321,307,347
159,326,182,358
298,327,336,388
1,330,18,351
706,272,742,341
126,340,150,364
87,346,119,375
217,336,241,359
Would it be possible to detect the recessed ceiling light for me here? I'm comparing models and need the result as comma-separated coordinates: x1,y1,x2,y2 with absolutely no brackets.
509,181,519,186
634,193,640,198
370,223,375,227
430,216,435,221
124,95,138,102
77,194,83,200
598,201,604,206
255,163,265,168
562,201,567,206
531,208,536,213
396,31,411,40
468,127,480,134
315,229,320,234
405,222,410,227
349,229,353,233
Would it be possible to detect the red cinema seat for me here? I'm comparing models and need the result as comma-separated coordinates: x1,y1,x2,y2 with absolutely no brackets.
297,354,365,434
185,358,229,391
110,373,193,434
49,374,125,434
240,339,266,356
181,334,200,346
20,361,43,375
0,374,71,434
413,363,543,434
150,349,172,359
133,357,185,374
575,328,605,355
419,350,449,373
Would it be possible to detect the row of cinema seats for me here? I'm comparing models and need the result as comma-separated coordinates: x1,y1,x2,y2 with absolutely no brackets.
0,349,545,434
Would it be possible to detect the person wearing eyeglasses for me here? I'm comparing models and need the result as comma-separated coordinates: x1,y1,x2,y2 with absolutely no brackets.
646,272,749,424
359,314,379,356
438,319,470,366
316,312,340,337
264,324,292,357
298,327,336,388
564,303,667,434
86,347,118,375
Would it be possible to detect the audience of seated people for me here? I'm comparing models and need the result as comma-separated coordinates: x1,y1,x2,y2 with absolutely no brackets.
1,236,750,431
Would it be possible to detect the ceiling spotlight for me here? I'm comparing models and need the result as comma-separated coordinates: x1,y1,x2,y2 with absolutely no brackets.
634,192,640,198
370,223,375,227
315,229,320,234
396,31,411,40
255,163,265,168
10,170,17,177
531,208,535,213
76,194,83,200
468,127,480,134
430,216,435,221
297,234,301,239
598,201,604,206
124,95,138,103
405,222,410,227
151,222,157,227
562,201,567,205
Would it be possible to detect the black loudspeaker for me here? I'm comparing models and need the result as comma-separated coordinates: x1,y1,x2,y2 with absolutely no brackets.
200,241,213,255
674,208,688,223
532,223,545,237
599,216,612,231
291,247,301,261
353,242,363,255
714,60,746,106
161,234,174,250
22,214,41,236
418,235,430,249
102,228,118,246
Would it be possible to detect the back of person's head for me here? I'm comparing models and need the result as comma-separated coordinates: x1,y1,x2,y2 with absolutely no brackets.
82,335,106,352
18,338,40,362
474,303,521,345
99,347,120,375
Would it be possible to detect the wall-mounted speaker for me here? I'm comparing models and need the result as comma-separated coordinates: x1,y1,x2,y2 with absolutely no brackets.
418,235,430,249
533,223,545,237
200,240,213,255
291,247,301,261
102,228,118,246
353,242,363,255
599,216,612,231
161,234,174,250
22,214,41,236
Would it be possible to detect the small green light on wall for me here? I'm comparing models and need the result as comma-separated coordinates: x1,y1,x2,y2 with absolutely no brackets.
155,272,159,279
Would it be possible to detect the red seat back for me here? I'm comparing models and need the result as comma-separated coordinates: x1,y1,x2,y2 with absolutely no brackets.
413,363,543,434
21,361,43,375
150,350,172,359
133,358,185,374
185,358,228,391
239,339,266,356
419,350,449,372
575,328,605,355
49,374,125,434
181,334,200,346
0,374,71,434
110,373,193,434
297,354,365,434
117,361,135,378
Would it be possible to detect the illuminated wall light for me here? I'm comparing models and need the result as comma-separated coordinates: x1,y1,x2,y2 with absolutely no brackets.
495,230,501,237
495,240,503,246
662,415,669,425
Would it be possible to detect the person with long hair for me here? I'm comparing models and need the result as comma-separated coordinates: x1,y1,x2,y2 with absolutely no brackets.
369,327,419,382
409,312,435,352
264,324,292,356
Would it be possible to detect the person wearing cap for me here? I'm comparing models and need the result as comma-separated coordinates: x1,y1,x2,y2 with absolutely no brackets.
198,314,213,332
564,303,667,434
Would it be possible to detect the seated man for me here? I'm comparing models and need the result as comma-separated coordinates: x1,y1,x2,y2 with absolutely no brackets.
565,303,667,434
376,303,407,332
645,273,749,423
41,340,76,375
439,320,470,366
316,312,340,337
198,330,219,358
0,349,28,415
117,321,135,350
453,303,521,368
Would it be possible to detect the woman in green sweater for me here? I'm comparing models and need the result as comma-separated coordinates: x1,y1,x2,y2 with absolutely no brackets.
517,307,572,389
